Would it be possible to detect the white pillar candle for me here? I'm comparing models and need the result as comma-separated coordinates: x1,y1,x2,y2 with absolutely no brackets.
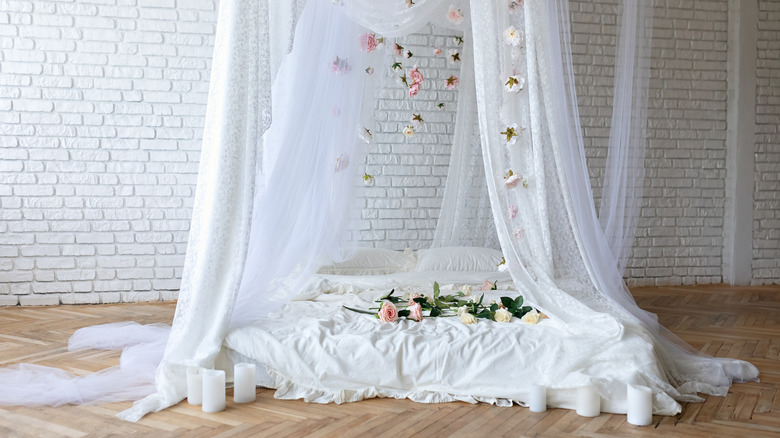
576,385,600,417
186,366,204,405
529,384,547,413
627,384,653,426
233,363,257,404
202,369,226,413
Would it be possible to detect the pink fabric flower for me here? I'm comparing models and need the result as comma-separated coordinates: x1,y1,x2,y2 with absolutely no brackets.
447,5,464,24
360,32,379,53
408,302,423,322
433,47,442,56
393,43,403,56
514,228,526,241
507,205,518,219
408,67,423,84
378,300,398,323
408,81,422,98
480,280,494,291
444,75,459,90
505,174,520,188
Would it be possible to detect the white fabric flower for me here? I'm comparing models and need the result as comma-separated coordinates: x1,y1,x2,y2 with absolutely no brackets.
503,26,524,47
504,75,525,93
403,125,415,138
495,308,512,323
460,312,477,324
457,305,469,316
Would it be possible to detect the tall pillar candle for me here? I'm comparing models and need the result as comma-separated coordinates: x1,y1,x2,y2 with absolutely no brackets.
576,385,600,417
529,384,547,413
233,363,257,404
202,369,226,413
627,385,653,426
186,366,204,405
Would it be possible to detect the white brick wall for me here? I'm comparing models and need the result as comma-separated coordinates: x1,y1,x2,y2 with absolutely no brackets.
1,0,778,305
0,0,217,305
572,0,731,286
753,0,780,285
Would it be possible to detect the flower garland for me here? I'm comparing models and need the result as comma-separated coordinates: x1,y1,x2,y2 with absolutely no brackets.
345,282,542,326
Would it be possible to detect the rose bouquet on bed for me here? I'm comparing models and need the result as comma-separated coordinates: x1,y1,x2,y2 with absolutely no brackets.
344,282,542,325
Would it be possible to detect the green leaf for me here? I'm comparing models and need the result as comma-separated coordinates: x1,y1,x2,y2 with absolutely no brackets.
475,309,492,319
521,306,532,314
430,307,442,317
343,306,377,315
501,296,514,309
490,303,498,312
379,289,395,301
490,281,498,290
413,297,428,305
398,309,410,318
433,282,440,299
514,296,524,308
477,294,485,306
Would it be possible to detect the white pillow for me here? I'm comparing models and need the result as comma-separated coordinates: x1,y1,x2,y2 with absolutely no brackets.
414,246,504,272
317,248,415,276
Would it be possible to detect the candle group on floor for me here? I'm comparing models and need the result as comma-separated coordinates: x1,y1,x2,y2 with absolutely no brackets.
187,371,652,425
186,363,257,413
529,384,653,426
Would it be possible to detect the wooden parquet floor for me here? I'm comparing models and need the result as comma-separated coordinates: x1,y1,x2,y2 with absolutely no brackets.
0,284,778,437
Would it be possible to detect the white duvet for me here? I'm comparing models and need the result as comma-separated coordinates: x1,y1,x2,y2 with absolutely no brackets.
222,271,684,415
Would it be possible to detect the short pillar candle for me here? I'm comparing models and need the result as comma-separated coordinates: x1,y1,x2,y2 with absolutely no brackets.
576,385,600,417
186,366,204,405
233,363,257,404
202,369,226,413
627,384,653,426
529,384,547,413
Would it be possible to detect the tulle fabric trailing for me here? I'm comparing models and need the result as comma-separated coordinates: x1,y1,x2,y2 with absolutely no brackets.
0,323,168,406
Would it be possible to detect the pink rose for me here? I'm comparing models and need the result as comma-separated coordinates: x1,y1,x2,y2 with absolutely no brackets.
408,67,423,85
481,280,493,291
408,293,420,306
408,302,423,322
360,32,378,53
408,81,422,98
378,300,398,323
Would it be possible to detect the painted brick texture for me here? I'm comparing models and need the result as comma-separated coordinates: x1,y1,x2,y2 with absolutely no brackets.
0,0,218,305
754,0,780,285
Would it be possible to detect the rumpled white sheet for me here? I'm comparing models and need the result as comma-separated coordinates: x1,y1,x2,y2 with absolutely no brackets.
224,273,686,415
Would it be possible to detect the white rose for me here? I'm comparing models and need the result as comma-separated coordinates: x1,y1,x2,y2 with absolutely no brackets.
494,308,512,323
460,312,477,325
457,305,469,316
461,285,472,296
521,309,540,325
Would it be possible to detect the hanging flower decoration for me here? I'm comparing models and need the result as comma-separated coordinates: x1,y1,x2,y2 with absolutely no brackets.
447,6,464,25
360,32,384,53
503,26,525,47
363,172,375,185
391,61,403,71
449,50,461,64
358,126,373,144
454,36,464,46
411,113,424,127
504,169,528,189
437,103,445,110
444,75,460,90
509,0,523,14
433,47,443,56
334,154,350,172
331,56,351,75
393,43,404,56
504,75,525,93
404,49,414,59
501,123,523,144
403,125,416,138
514,227,526,241
407,66,424,98
507,204,518,219
405,0,415,8
497,257,508,272
365,66,374,75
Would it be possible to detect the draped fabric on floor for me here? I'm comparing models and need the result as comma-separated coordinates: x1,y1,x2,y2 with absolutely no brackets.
0,0,757,421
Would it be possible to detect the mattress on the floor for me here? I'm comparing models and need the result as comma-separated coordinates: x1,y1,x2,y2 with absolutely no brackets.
222,271,683,415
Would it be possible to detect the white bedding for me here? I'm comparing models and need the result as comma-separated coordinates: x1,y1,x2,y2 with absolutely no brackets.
222,271,683,415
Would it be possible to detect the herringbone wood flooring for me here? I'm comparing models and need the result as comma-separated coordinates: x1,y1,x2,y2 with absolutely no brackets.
0,284,778,437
